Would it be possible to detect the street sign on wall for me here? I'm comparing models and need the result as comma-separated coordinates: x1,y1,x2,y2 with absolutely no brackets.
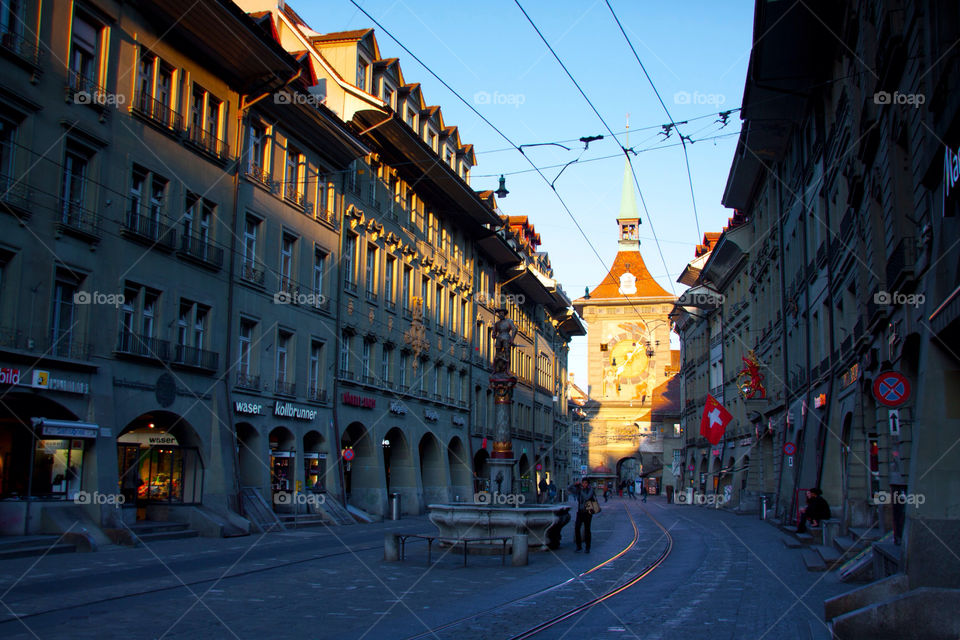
873,371,911,407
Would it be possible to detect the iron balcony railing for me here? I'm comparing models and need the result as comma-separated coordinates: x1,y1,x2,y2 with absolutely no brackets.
240,261,265,286
59,198,99,238
274,379,296,396
178,233,224,269
121,211,177,250
236,372,260,390
132,90,182,134
308,386,327,403
173,344,218,370
185,126,229,161
0,171,31,215
116,331,170,361
0,29,41,65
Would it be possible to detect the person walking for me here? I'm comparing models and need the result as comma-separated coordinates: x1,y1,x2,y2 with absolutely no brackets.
547,480,558,503
568,478,596,553
627,481,636,500
640,479,647,503
538,477,548,504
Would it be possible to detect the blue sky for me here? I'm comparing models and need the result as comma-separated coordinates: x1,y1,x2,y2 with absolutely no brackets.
296,0,755,386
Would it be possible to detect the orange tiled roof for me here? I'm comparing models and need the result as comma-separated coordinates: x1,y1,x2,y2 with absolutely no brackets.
586,250,672,299
311,28,373,43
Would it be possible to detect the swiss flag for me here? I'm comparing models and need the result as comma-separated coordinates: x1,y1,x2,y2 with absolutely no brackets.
700,394,733,445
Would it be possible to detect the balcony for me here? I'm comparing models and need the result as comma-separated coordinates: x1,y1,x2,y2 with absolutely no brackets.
886,237,917,291
0,172,31,219
0,29,41,67
121,212,177,251
178,234,224,270
239,262,265,287
116,331,170,361
245,164,271,187
283,184,309,212
343,280,358,294
362,374,377,386
172,344,218,371
236,372,260,390
339,369,354,381
185,126,229,162
308,386,327,403
132,91,182,134
1,328,90,362
365,288,378,303
58,199,99,241
274,379,296,396
65,71,113,119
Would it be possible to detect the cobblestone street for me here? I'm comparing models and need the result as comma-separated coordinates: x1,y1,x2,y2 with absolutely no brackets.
0,498,851,639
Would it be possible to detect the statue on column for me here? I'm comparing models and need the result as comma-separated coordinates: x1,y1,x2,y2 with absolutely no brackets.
489,308,518,458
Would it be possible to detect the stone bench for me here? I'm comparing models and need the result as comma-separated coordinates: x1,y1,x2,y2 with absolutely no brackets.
385,532,524,566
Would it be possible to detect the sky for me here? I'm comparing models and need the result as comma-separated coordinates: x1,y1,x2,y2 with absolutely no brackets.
294,0,755,387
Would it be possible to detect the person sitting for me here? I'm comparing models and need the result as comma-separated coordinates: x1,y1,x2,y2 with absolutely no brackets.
797,488,831,533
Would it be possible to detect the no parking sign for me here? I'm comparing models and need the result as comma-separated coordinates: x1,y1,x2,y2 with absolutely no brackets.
873,371,911,408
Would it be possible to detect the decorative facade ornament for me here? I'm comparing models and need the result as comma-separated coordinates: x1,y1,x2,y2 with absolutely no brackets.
403,296,429,371
737,350,767,399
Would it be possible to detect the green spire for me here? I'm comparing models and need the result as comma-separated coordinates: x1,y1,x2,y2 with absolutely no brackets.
619,156,638,220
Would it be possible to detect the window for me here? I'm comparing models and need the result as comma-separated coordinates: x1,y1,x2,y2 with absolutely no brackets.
402,266,412,311
189,84,223,153
242,217,259,280
51,272,80,357
276,331,291,386
400,353,408,387
175,300,210,365
448,293,455,333
427,130,436,151
343,234,357,289
238,319,255,378
69,12,101,91
381,346,391,383
433,364,439,395
126,166,167,238
405,105,416,129
435,285,443,326
141,292,157,338
61,145,89,224
340,335,350,374
280,234,295,291
362,340,372,378
135,50,177,130
356,58,368,91
421,276,429,315
284,144,303,203
384,256,395,304
0,116,14,187
313,247,327,304
0,0,24,38
309,341,324,398
247,122,268,178
446,367,453,398
183,194,213,247
365,244,377,297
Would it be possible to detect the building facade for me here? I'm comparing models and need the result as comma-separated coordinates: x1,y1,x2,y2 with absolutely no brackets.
673,0,960,602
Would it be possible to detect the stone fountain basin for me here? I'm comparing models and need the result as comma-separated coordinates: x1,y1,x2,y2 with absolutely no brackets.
428,503,571,551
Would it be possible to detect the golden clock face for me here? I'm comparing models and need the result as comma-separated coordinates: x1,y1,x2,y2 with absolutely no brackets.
603,322,651,400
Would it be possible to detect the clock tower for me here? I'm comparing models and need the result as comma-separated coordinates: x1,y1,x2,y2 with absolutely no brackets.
573,156,678,490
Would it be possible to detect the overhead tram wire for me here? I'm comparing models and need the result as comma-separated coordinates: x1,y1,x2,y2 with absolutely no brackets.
512,0,676,296
347,0,623,290
605,0,702,240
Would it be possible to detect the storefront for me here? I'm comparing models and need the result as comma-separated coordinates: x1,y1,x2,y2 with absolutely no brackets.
117,423,204,508
304,452,326,491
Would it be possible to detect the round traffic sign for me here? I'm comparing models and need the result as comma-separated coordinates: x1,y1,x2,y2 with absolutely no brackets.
342,448,355,461
873,371,911,407
783,442,796,456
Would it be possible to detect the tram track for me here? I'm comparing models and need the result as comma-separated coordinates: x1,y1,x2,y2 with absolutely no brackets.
404,503,672,640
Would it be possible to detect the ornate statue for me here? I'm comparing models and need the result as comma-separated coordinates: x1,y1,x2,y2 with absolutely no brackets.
492,308,517,372
495,470,504,494
489,308,518,458
737,350,766,399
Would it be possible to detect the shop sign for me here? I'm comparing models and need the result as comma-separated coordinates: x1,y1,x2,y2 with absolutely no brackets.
813,393,827,409
342,392,375,409
34,419,99,439
274,402,318,421
945,143,960,208
424,409,439,422
234,401,264,416
271,450,295,458
0,367,20,385
841,363,860,389
452,415,465,427
710,448,721,457
118,431,179,446
30,370,89,394
389,401,407,415
738,438,752,447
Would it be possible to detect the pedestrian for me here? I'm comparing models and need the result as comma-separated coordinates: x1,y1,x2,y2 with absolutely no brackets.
796,488,831,533
538,477,548,504
617,481,624,498
568,478,597,553
547,480,558,503
641,482,647,503
603,482,612,502
627,481,636,500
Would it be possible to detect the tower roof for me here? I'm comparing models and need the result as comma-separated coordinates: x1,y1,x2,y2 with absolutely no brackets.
581,250,673,301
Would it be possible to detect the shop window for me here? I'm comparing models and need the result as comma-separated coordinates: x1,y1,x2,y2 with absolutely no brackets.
32,438,84,498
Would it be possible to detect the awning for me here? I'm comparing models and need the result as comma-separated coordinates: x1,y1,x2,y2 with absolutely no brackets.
30,418,99,439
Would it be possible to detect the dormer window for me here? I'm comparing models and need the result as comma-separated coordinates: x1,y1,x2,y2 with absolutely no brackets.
427,130,436,151
405,105,416,130
356,58,368,91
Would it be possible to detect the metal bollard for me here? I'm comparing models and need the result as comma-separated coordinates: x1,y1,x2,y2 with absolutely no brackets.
389,492,402,520
759,495,768,521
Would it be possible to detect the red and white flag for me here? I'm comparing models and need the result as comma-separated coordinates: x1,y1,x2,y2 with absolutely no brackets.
700,394,733,445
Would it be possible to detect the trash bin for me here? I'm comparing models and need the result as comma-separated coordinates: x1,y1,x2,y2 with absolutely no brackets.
389,492,402,520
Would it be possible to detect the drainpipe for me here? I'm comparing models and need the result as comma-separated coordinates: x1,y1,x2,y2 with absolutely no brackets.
775,166,790,519
331,170,348,509
816,102,837,492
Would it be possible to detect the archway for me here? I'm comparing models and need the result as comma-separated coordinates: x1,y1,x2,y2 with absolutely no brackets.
340,422,378,511
419,432,446,505
303,430,329,492
118,411,205,512
0,394,81,500
473,448,490,493
518,453,531,495
448,436,472,500
711,456,722,493
384,427,416,513
268,427,296,511
234,422,264,491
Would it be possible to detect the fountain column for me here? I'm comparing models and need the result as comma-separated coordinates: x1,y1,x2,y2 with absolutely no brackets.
487,308,518,498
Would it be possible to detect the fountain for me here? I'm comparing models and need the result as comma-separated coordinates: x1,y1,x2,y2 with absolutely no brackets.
428,308,570,551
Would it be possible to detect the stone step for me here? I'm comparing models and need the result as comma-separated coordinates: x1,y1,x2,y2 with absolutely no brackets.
0,542,76,561
781,536,804,549
0,536,65,552
813,544,842,567
801,548,827,572
848,526,881,543
127,522,191,535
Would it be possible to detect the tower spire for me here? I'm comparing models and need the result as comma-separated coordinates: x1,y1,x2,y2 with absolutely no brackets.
618,113,641,250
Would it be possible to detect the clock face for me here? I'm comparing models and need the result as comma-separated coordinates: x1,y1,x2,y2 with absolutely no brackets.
602,322,651,400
